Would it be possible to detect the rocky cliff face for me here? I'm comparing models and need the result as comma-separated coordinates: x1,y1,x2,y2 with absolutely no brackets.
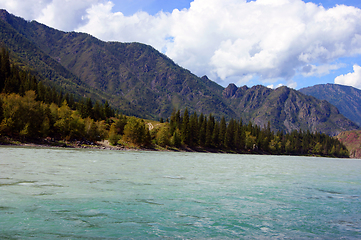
300,83,361,127
336,131,361,158
223,85,359,135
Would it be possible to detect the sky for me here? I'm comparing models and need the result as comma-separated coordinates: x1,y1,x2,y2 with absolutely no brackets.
1,0,361,90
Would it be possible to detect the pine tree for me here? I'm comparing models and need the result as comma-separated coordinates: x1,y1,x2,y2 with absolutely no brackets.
225,118,235,149
104,100,113,118
171,129,182,147
189,111,198,146
170,109,181,135
181,108,191,145
93,101,103,120
205,114,214,147
219,116,227,148
199,116,207,147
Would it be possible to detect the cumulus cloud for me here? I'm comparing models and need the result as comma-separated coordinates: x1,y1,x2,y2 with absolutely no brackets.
301,63,345,77
77,1,171,51
78,0,361,86
0,0,100,31
35,0,101,31
334,64,361,89
0,0,52,21
1,0,361,87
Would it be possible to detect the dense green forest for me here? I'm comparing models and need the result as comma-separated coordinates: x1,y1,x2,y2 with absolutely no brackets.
156,109,349,157
0,48,349,157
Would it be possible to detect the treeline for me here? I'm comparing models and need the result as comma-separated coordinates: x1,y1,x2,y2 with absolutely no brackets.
0,47,115,121
0,47,349,157
147,109,349,157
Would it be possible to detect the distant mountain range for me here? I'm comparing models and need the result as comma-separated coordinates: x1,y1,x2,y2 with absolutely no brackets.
0,9,359,135
300,84,361,127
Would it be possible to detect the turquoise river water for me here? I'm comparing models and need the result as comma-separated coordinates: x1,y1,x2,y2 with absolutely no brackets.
0,146,360,239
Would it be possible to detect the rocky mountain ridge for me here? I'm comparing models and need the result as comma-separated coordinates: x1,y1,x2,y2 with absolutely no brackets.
222,84,358,135
300,83,361,127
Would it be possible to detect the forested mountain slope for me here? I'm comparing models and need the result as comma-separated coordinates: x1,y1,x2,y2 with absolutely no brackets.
300,83,361,127
0,9,235,120
0,9,359,135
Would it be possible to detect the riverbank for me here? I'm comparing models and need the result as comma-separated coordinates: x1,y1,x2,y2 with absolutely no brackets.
0,136,259,154
0,136,129,151
0,136,351,158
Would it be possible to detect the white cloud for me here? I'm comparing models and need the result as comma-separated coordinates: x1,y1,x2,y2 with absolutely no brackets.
163,0,361,84
77,1,171,51
1,0,361,87
35,0,101,31
0,0,100,31
266,79,297,89
301,63,344,77
0,0,51,20
334,64,361,89
267,83,284,89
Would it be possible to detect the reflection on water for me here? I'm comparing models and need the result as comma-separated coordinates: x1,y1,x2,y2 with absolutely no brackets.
0,146,360,239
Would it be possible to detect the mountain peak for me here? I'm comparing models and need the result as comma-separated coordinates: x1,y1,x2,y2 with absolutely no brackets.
0,9,10,21
300,83,361,127
223,83,238,98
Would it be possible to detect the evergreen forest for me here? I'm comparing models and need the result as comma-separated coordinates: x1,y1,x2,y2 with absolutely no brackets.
0,48,349,157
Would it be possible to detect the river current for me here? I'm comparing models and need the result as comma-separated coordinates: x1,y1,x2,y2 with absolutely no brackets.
0,146,360,239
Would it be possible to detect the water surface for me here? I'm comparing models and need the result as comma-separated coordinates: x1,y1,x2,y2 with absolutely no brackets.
0,146,360,239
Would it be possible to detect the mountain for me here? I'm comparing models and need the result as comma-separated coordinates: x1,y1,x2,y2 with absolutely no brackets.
0,9,151,118
299,83,361,127
0,9,235,120
222,84,358,135
0,9,359,135
336,130,361,158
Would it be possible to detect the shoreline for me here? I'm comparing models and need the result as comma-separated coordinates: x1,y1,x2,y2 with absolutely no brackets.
0,136,352,158
0,137,256,154
0,138,129,151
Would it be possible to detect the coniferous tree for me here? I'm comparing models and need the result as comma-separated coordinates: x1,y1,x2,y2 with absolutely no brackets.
93,101,103,121
233,120,241,150
85,98,93,118
211,121,220,148
171,129,182,147
181,108,191,145
189,111,199,146
238,120,245,150
219,116,227,148
170,109,181,135
199,116,207,147
205,114,214,147
225,118,236,149
104,100,113,119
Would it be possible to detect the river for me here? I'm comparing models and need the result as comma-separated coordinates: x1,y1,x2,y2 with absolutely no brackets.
0,146,360,239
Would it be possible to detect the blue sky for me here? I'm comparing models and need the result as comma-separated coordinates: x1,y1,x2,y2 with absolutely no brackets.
111,0,361,89
1,0,361,90
114,0,361,15
111,0,192,16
